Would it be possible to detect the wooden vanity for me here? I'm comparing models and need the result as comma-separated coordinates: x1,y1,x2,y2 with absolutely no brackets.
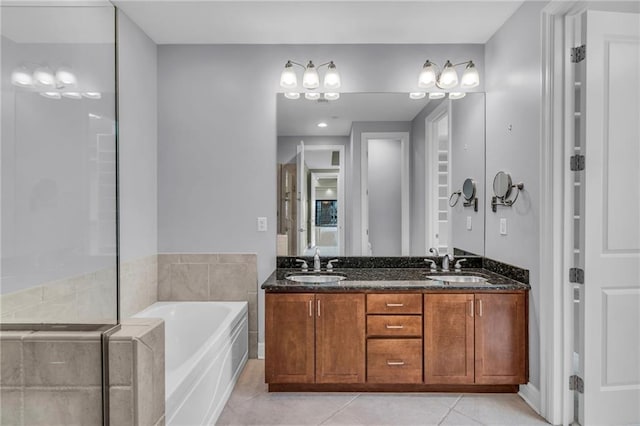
263,267,528,393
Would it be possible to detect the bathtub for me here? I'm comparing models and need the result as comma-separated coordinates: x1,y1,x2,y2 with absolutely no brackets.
135,301,248,426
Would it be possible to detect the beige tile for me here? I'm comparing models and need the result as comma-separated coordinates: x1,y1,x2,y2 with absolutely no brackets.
0,340,23,386
248,331,258,359
135,339,155,426
226,360,268,409
120,257,156,318
0,388,22,425
248,292,258,333
323,394,453,425
110,386,134,426
24,387,102,426
109,341,133,386
209,263,254,300
440,409,484,425
23,339,102,386
157,263,171,301
453,394,548,425
0,286,42,315
180,253,219,263
42,277,77,301
154,415,166,426
158,254,180,265
137,321,165,423
218,253,257,264
77,285,117,323
12,295,78,324
170,263,208,300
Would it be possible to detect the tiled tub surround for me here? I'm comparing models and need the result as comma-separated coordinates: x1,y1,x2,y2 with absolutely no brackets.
0,267,117,323
158,253,258,358
0,329,104,425
109,318,165,426
120,254,159,319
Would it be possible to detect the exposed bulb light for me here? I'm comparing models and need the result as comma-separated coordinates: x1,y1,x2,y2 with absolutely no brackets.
429,92,446,100
304,92,321,100
323,61,341,90
55,67,77,88
82,92,102,99
279,60,298,89
302,61,320,89
284,92,300,100
418,60,437,89
449,92,466,100
324,92,340,101
33,66,56,88
409,92,426,100
460,61,479,89
40,92,61,99
317,122,328,128
438,60,459,89
11,66,34,88
62,92,82,99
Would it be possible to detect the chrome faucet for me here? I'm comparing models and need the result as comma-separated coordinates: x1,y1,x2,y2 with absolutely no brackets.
313,248,321,272
454,258,467,272
429,247,440,257
295,259,308,272
442,253,453,272
326,259,340,271
424,258,437,272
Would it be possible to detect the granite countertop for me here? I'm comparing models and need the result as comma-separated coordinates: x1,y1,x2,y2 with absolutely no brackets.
261,267,530,292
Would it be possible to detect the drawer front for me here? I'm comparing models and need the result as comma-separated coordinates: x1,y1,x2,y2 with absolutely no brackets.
367,339,422,383
367,294,423,314
367,315,422,337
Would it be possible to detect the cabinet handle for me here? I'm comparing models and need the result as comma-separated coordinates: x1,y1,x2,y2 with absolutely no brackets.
469,300,474,317
317,299,321,317
309,300,312,317
386,360,405,366
385,324,404,329
386,303,404,307
478,299,483,317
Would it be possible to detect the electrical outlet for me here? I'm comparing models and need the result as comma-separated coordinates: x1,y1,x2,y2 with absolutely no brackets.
257,217,267,232
500,218,507,235
466,216,472,230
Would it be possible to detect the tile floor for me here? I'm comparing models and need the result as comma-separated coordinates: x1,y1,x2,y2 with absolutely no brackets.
217,360,550,425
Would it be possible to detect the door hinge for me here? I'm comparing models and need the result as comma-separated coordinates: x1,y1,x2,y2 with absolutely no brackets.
569,375,584,393
570,155,585,171
569,268,584,284
571,45,586,63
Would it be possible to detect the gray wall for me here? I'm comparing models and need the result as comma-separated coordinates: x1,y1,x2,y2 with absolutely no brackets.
485,1,547,390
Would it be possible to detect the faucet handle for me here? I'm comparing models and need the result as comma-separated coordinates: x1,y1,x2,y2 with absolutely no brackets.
454,258,467,272
424,259,437,271
326,259,340,271
429,247,440,257
295,259,309,271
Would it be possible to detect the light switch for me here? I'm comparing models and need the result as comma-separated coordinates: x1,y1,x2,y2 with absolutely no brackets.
466,216,472,230
500,218,507,235
257,217,267,232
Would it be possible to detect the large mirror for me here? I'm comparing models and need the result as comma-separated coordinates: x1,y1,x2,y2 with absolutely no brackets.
276,92,485,257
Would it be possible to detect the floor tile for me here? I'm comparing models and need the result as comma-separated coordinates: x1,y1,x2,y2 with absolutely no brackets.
452,394,548,425
439,409,485,425
226,359,268,409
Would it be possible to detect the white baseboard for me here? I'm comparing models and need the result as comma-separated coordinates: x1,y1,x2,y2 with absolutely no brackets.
258,342,265,359
519,382,542,415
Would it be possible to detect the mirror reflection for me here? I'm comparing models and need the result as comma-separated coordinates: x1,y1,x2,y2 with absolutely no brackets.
276,92,485,257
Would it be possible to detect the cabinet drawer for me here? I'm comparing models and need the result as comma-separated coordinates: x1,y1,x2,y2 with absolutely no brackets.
367,339,422,383
367,315,422,337
367,294,422,314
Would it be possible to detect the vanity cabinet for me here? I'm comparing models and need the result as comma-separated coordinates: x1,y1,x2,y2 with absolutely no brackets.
265,293,365,384
424,293,527,385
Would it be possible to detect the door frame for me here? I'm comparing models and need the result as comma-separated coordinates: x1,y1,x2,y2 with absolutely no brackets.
360,132,410,256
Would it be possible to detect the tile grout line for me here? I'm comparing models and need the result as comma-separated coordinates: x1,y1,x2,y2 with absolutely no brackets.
317,393,361,425
437,394,464,426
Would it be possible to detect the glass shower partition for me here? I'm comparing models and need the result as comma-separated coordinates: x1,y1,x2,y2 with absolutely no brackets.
1,3,118,425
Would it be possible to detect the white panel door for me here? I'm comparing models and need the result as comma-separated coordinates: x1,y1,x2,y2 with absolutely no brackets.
581,10,640,425
296,142,307,255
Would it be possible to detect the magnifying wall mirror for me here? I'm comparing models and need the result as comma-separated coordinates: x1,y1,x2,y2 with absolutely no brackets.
449,178,478,212
491,171,524,212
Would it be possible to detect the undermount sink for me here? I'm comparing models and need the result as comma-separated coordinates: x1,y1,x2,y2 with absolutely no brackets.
285,274,347,284
425,275,490,285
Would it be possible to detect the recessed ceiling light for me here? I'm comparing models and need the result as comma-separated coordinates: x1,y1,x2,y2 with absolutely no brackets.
409,92,426,100
449,92,466,100
317,122,328,128
429,92,446,99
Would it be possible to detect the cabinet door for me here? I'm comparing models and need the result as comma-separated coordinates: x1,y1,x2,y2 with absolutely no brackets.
265,293,315,383
316,293,366,383
475,293,527,384
424,293,475,384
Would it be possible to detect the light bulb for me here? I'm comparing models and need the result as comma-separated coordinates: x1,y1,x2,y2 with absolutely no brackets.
324,92,340,101
323,61,341,90
62,92,82,99
409,92,426,100
304,92,321,100
460,61,479,89
449,92,466,100
56,67,77,88
40,92,61,99
82,92,102,99
438,60,459,89
317,122,328,128
284,92,300,100
33,66,55,88
279,60,298,89
11,66,34,88
418,60,436,89
428,92,446,100
302,61,320,89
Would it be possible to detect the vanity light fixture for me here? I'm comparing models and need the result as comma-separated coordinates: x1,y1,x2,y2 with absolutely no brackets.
317,122,328,128
62,92,83,100
280,59,341,100
39,91,61,99
448,92,466,100
409,92,426,100
82,92,102,100
11,66,34,88
417,59,479,90
284,92,300,100
33,66,56,88
429,92,446,100
55,67,77,88
304,92,321,101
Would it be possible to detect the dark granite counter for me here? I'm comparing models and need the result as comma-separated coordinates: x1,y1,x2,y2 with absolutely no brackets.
262,267,530,292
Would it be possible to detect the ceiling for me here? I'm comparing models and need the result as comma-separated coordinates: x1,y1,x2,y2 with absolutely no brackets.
277,92,430,136
113,1,525,45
